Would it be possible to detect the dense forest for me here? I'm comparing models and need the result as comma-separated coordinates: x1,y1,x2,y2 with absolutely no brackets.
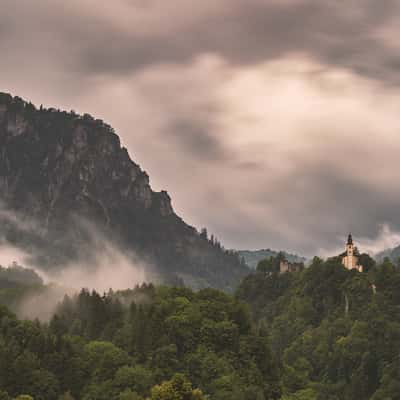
0,255,400,399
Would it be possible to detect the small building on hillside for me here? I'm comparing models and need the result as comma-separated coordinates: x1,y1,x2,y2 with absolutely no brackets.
279,258,304,274
341,234,363,272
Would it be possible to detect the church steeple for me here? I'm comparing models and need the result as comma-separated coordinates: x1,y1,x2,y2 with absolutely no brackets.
347,233,353,246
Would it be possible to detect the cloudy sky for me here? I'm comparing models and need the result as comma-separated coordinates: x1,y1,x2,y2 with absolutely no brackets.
1,0,400,256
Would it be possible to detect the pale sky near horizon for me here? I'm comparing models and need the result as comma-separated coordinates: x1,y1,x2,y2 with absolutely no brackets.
1,0,400,256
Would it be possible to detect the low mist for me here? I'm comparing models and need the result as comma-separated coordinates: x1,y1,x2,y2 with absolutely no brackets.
44,239,148,293
14,239,149,320
0,208,151,320
0,241,29,267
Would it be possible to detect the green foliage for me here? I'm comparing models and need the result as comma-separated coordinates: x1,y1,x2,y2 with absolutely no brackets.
281,388,318,400
118,389,143,400
114,366,153,395
257,257,280,274
0,391,11,400
358,253,376,272
149,374,206,400
58,392,75,400
370,357,400,400
0,284,279,400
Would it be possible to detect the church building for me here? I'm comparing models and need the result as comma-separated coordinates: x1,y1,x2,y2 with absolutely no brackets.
341,234,363,272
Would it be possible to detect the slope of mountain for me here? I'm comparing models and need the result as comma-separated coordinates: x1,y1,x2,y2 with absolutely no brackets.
0,93,249,291
375,245,400,263
237,248,306,269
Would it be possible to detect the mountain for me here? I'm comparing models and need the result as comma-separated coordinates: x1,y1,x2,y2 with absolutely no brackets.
375,245,400,263
237,248,306,269
0,93,249,291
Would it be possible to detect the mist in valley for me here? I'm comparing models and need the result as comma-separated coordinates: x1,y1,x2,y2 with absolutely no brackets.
0,207,152,320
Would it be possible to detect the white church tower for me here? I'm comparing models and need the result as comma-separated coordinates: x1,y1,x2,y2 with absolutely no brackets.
342,234,363,272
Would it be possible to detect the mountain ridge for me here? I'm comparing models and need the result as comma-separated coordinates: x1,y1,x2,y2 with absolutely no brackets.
237,248,306,269
374,244,400,263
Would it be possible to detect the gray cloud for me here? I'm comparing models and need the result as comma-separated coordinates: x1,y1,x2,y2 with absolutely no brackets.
79,1,400,84
1,1,400,256
167,120,230,161
1,0,400,82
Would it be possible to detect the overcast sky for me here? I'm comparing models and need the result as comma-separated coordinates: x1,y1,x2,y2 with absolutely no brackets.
1,0,400,256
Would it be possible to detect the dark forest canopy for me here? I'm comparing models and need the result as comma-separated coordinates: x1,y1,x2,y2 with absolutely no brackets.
0,256,400,399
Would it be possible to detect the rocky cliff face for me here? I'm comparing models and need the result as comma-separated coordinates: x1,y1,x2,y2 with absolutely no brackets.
0,93,248,291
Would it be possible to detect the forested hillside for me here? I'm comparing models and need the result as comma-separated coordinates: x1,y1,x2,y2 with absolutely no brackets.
1,256,399,399
237,256,400,399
